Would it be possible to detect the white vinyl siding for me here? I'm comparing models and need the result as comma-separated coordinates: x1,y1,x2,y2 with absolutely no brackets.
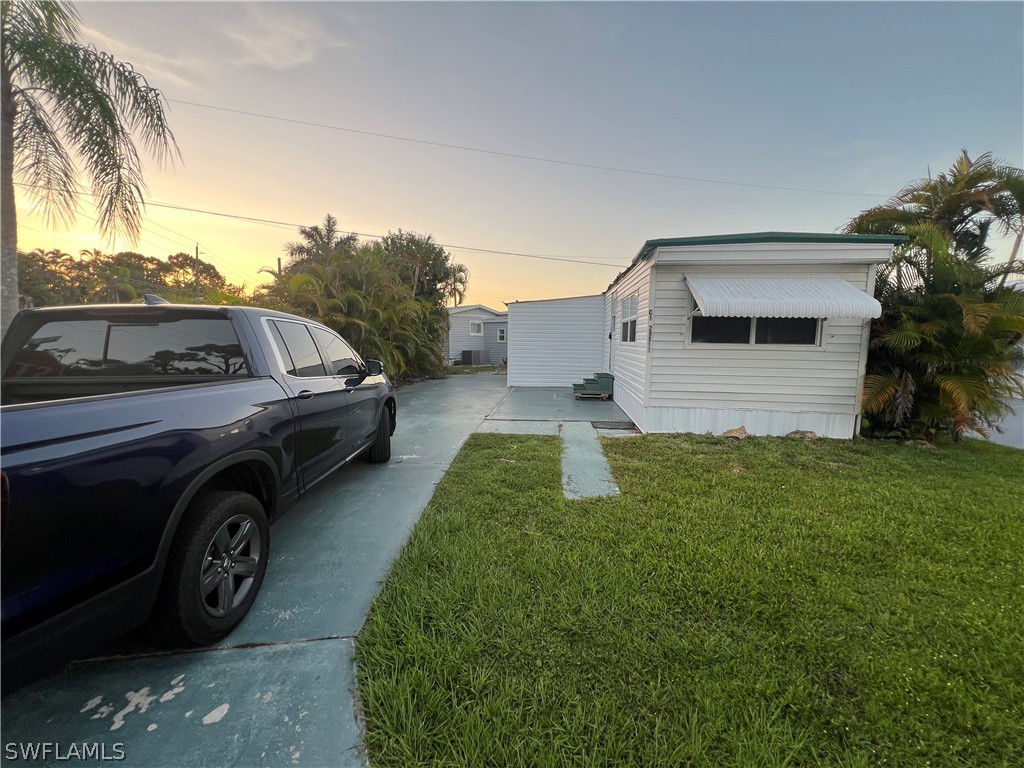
447,308,501,358
508,296,605,387
607,261,653,427
483,321,508,365
647,263,873,433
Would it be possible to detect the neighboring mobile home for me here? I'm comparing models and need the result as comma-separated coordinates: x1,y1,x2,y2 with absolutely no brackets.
508,232,906,439
445,304,507,364
984,281,1023,449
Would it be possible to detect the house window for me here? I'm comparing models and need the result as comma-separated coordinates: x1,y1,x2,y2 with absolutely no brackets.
469,321,483,336
620,294,638,342
690,298,819,345
691,315,752,344
754,317,819,345
497,328,506,342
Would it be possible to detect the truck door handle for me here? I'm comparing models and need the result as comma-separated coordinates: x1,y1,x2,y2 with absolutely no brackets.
296,390,315,400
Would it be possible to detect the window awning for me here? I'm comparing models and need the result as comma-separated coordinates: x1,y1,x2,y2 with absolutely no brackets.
686,276,881,319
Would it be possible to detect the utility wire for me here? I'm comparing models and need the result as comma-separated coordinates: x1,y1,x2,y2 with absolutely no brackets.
140,201,624,266
144,218,255,285
15,182,625,268
167,97,887,198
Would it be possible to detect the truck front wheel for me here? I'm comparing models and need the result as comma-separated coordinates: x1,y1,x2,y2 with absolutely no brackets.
151,491,269,647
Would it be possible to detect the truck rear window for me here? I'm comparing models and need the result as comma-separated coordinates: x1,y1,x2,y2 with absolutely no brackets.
4,318,250,378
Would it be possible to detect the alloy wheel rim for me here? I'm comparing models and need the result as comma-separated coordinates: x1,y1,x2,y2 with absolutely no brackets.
199,514,262,618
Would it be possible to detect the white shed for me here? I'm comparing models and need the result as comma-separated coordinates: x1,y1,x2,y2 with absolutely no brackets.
510,232,907,439
445,304,506,363
507,295,605,387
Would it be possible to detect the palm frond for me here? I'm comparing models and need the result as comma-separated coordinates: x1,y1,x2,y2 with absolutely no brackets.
12,89,77,226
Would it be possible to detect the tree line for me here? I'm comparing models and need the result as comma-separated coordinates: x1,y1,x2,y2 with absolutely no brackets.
16,215,469,380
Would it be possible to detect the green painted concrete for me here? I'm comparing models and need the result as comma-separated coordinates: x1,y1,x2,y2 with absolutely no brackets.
2,373,512,767
559,421,620,499
2,641,363,767
486,386,629,423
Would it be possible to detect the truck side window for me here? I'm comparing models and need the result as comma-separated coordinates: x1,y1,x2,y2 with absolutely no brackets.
270,321,328,378
4,318,249,377
310,327,362,377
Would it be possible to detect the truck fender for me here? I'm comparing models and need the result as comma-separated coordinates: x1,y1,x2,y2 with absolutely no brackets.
153,450,281,574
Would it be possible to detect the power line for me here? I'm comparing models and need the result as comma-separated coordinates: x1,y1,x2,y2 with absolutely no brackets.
141,202,624,266
168,98,887,198
15,182,625,269
143,219,255,285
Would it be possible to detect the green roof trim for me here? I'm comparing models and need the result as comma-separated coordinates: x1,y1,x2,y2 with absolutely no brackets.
639,231,908,259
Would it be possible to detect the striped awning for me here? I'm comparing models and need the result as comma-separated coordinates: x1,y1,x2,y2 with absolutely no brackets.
686,276,881,319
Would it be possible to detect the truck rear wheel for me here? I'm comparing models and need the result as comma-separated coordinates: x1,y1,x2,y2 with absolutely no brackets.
151,491,269,647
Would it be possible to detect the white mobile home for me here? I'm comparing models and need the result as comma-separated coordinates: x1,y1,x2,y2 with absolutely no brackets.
445,304,506,364
482,317,509,365
508,232,906,439
984,281,1023,449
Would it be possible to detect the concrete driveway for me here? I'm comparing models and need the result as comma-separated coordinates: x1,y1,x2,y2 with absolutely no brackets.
1,373,511,768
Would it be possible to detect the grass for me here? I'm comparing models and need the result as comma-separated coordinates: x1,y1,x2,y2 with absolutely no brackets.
444,364,506,376
355,433,1023,767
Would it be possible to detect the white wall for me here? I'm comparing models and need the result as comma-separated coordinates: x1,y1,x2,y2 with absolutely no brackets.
607,261,653,429
645,262,874,438
987,395,1023,449
483,320,508,365
508,296,605,387
447,308,498,359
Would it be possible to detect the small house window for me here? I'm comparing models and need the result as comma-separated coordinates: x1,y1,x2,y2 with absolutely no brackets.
469,321,483,336
754,317,819,345
620,294,638,342
691,315,752,344
497,328,506,342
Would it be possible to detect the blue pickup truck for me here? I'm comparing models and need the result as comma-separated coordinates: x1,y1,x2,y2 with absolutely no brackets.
0,301,396,690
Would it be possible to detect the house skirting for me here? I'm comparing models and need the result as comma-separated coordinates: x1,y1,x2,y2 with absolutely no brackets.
613,401,858,440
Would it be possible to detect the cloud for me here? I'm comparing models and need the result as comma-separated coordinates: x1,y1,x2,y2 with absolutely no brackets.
80,25,214,94
221,5,349,70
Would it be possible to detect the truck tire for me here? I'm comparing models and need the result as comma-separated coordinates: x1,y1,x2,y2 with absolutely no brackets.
150,491,269,647
366,407,392,464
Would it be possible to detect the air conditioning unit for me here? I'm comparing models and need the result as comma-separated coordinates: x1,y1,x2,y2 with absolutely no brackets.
461,350,488,365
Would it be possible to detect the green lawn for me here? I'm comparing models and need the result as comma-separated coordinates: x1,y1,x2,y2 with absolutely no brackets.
356,434,1023,767
444,364,506,376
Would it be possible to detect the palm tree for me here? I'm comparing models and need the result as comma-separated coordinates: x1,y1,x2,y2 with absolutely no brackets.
1,0,177,333
845,150,1024,265
850,186,1024,439
285,214,358,271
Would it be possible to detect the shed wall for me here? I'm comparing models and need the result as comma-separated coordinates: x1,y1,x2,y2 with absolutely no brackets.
507,296,605,387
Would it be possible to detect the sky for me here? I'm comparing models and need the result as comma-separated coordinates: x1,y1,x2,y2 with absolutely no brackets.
15,1,1024,311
